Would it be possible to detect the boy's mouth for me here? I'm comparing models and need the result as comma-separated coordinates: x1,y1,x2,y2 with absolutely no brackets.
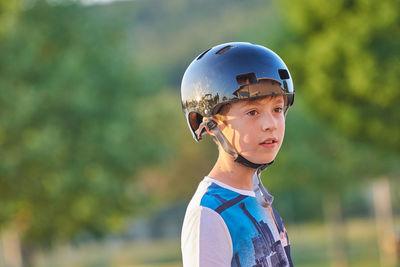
259,138,278,147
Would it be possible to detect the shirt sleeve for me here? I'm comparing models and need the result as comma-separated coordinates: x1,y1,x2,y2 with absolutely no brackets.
181,206,233,267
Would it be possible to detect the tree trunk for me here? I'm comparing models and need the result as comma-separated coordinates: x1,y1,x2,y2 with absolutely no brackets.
323,192,348,267
1,227,23,267
372,178,398,266
0,226,35,267
20,242,34,267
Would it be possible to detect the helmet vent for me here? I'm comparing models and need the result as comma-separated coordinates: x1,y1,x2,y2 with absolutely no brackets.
278,69,290,79
196,48,211,60
236,72,257,85
216,45,235,55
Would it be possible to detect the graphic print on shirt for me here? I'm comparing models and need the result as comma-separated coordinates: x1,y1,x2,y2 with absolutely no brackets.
237,202,288,267
200,182,293,267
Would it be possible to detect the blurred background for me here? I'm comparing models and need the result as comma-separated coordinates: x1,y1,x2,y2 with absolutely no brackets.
0,0,399,266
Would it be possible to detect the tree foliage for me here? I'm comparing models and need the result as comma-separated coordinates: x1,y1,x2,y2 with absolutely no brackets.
279,0,400,151
0,0,166,247
259,0,400,222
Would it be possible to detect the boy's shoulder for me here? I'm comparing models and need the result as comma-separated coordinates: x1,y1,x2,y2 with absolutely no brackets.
187,177,255,214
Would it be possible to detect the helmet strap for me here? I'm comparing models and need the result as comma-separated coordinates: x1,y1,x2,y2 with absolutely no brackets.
252,166,274,207
235,154,268,169
204,118,274,170
202,118,275,207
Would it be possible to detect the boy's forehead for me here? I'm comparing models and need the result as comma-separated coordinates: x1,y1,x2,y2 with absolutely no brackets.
235,95,284,107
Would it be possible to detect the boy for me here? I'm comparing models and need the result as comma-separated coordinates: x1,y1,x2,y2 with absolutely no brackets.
180,42,294,267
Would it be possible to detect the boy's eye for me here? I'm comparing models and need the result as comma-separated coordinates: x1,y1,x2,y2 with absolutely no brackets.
247,110,258,116
274,107,283,113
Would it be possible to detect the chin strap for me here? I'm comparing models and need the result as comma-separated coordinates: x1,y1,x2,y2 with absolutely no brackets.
196,118,274,207
196,119,271,169
252,166,274,207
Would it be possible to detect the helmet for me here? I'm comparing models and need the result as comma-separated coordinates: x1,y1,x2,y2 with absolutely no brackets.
181,42,294,142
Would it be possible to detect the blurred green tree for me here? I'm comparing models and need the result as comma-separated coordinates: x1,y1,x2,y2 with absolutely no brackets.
265,0,400,215
269,2,400,262
279,0,400,152
0,1,167,265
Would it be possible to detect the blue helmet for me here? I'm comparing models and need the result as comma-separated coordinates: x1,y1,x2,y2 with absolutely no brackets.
181,42,295,142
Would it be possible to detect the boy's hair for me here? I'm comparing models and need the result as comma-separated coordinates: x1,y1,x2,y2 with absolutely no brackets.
216,103,231,116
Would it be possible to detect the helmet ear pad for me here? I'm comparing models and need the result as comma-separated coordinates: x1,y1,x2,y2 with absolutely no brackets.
190,113,225,141
189,112,203,139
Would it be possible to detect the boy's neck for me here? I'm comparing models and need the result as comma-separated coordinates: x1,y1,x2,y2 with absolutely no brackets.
208,153,255,191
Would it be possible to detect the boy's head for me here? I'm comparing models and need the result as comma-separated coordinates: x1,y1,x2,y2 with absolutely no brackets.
181,42,294,169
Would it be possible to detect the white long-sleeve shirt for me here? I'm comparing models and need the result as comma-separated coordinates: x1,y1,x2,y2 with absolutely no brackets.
181,177,293,267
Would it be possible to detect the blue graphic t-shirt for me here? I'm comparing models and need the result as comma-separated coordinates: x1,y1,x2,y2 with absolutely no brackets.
181,177,293,267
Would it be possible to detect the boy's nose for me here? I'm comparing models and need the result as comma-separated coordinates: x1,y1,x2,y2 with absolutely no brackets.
261,113,277,132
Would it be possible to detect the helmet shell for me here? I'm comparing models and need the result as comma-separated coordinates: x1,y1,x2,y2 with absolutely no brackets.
181,42,294,141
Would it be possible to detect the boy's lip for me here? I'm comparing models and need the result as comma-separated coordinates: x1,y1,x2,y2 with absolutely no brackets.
259,137,278,147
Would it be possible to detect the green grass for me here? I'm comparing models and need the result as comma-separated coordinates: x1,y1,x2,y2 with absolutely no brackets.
33,218,398,267
288,219,383,267
34,239,182,267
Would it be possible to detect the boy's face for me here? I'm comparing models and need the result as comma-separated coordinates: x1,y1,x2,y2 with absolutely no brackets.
215,95,286,165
